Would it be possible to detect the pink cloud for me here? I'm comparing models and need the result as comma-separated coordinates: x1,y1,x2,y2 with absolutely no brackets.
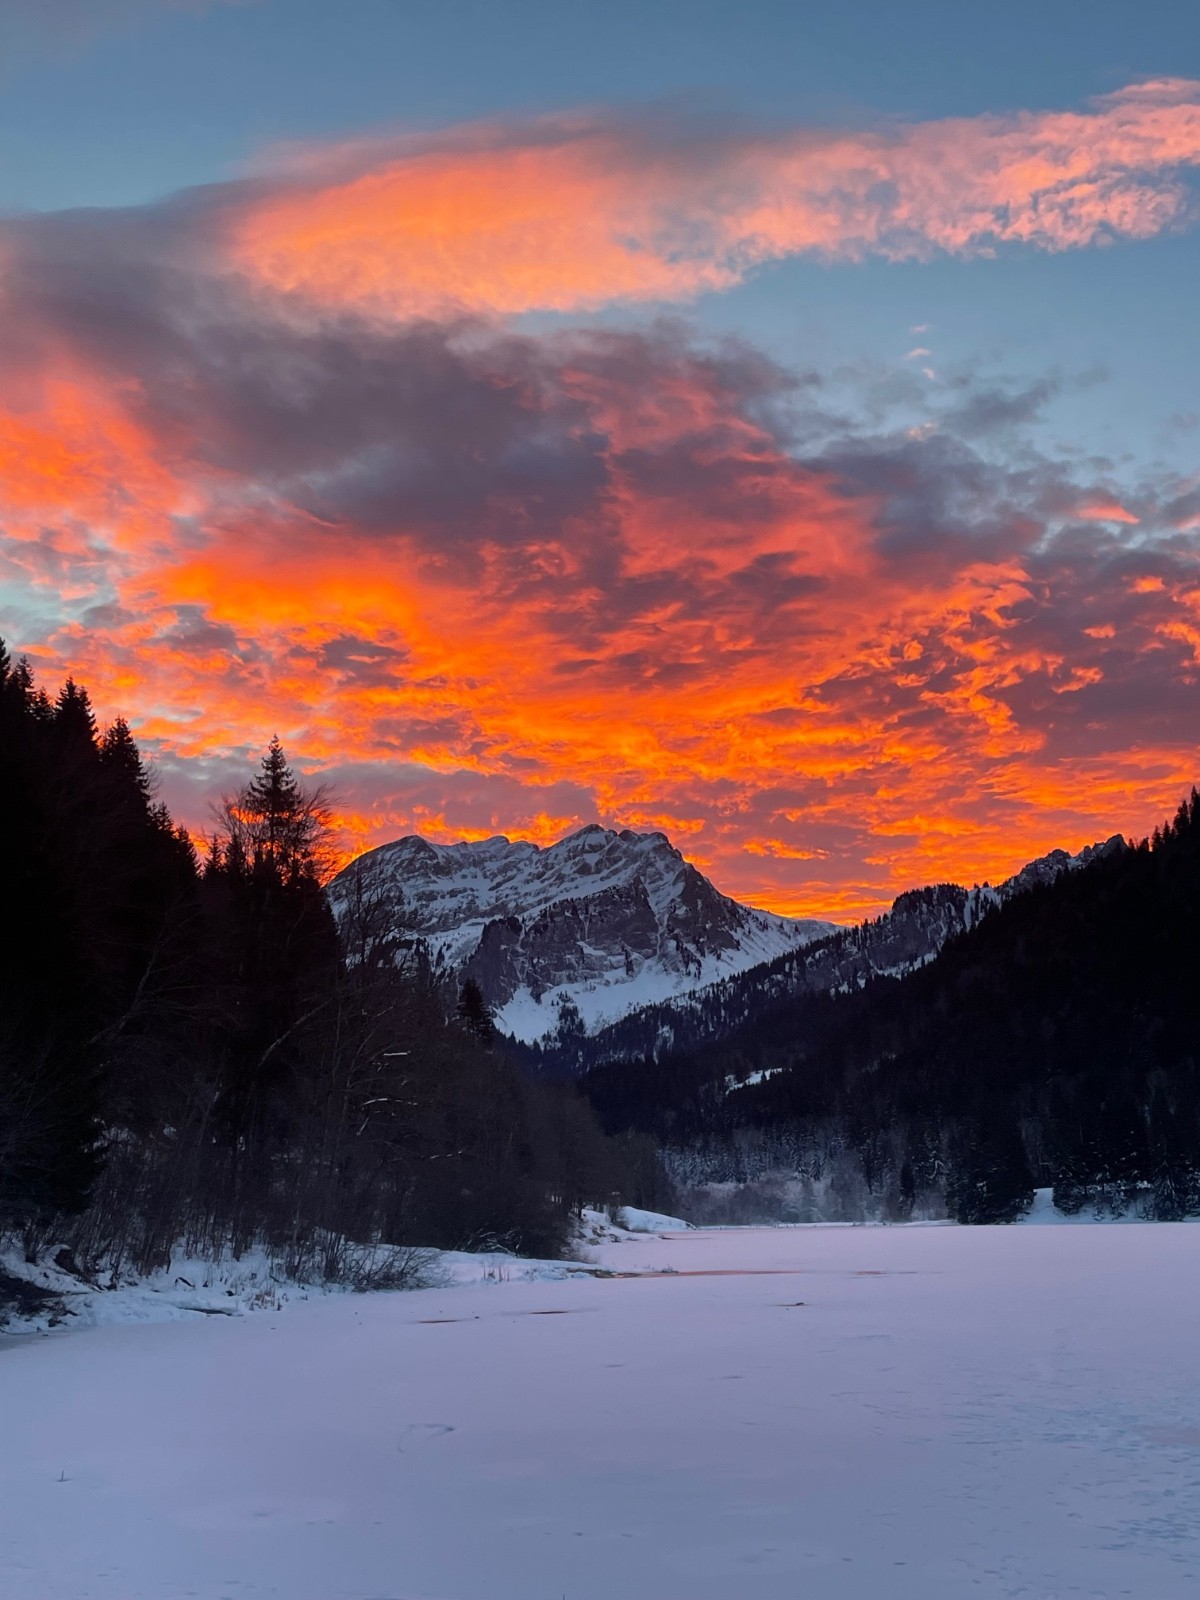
230,80,1200,317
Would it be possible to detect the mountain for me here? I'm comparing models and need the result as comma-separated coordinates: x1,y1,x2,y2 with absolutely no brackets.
719,797,1200,1220
528,834,1124,1074
580,793,1200,1224
327,824,836,1042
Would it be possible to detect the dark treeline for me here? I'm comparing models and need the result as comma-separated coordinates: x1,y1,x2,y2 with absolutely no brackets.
584,792,1200,1224
0,643,667,1281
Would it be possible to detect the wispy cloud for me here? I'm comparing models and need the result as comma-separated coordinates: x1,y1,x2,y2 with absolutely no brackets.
224,79,1200,317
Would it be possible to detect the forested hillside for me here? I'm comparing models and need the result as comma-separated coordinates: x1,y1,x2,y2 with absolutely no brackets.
0,642,665,1293
7,631,1193,1257
518,839,1118,1079
584,794,1200,1224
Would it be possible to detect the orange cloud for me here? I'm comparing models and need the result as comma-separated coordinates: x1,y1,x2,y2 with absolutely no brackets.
0,377,186,572
22,339,1197,922
235,128,738,317
1074,498,1140,523
233,80,1200,317
3,92,1200,922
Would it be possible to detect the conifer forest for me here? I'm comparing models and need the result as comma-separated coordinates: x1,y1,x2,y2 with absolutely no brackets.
0,644,666,1283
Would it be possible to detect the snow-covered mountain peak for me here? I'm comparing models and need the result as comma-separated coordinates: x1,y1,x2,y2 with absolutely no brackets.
328,825,835,1043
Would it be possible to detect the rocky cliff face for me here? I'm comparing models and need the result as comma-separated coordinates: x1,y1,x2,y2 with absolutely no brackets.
327,825,835,1042
527,834,1128,1073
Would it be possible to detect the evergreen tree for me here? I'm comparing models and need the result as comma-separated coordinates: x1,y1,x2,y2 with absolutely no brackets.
0,640,697,1275
99,717,153,804
220,735,333,885
0,652,103,1229
458,978,497,1045
1146,1077,1199,1221
946,1106,1035,1224
53,678,98,748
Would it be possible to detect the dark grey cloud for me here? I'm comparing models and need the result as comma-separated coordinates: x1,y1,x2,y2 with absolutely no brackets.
315,634,410,690
811,429,1047,569
152,605,245,658
939,375,1062,438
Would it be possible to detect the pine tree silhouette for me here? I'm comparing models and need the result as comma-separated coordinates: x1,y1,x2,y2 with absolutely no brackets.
458,978,497,1045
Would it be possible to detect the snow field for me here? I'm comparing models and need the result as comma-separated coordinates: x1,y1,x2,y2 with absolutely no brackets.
2,1224,1199,1599
614,1205,693,1232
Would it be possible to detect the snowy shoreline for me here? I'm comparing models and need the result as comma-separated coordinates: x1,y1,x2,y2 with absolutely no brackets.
0,1206,687,1338
3,1191,1190,1341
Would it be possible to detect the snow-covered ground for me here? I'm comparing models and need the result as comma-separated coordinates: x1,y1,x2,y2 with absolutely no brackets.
3,1223,1199,1599
615,1204,693,1232
0,1237,607,1335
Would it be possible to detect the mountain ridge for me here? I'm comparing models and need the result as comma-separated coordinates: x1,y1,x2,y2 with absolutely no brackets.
519,832,1125,1074
327,824,836,1042
330,823,1123,1061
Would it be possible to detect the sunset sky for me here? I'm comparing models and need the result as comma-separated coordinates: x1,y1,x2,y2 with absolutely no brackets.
2,0,1199,920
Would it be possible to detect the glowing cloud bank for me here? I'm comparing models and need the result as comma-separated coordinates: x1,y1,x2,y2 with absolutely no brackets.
2,82,1199,918
235,80,1200,317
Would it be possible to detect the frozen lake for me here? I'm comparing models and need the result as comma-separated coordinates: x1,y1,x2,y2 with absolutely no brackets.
3,1223,1199,1599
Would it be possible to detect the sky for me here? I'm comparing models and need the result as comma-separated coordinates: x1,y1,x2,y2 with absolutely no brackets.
1,0,1199,920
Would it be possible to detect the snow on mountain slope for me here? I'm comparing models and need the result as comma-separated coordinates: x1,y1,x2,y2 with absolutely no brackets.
829,833,1126,981
328,825,835,1043
535,833,1128,1074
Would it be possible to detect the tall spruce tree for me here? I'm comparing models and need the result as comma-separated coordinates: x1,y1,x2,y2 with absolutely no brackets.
458,978,497,1045
203,740,341,1209
0,652,102,1229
